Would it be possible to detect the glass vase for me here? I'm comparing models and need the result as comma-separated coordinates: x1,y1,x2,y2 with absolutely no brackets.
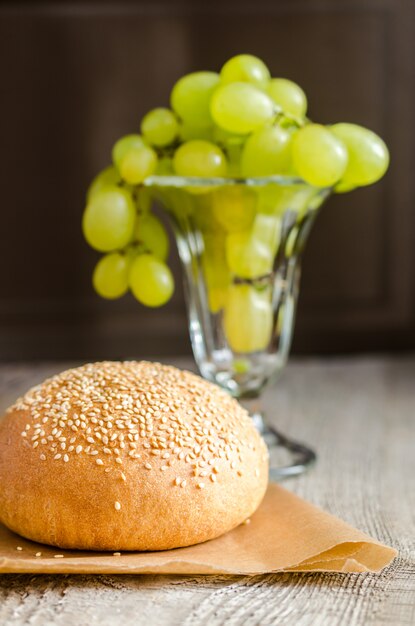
146,176,330,479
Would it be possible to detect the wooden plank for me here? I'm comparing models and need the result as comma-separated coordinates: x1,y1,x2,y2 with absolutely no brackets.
0,356,413,625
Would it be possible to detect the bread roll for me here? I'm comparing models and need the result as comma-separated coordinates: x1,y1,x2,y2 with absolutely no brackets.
0,361,268,551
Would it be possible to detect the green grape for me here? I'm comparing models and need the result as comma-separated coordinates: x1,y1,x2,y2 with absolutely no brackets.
334,180,356,193
226,144,243,177
124,244,141,264
203,231,227,270
207,285,228,315
173,140,227,177
202,232,229,314
129,254,174,307
134,212,169,260
330,123,389,187
141,108,179,147
212,186,256,232
155,156,174,176
267,78,307,118
82,186,135,252
224,284,273,353
92,252,129,299
119,145,158,184
233,358,250,374
171,71,220,126
157,186,195,220
191,193,222,232
211,126,245,176
256,184,315,216
210,82,275,134
112,135,145,169
212,125,246,147
220,54,270,88
226,230,273,279
136,186,153,214
240,125,292,176
291,124,348,187
87,166,121,202
179,122,213,142
252,213,281,257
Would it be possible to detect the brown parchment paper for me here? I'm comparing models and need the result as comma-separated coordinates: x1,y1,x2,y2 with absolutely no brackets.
0,484,397,575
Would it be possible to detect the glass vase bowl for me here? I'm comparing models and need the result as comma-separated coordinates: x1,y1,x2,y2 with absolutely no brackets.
145,175,331,479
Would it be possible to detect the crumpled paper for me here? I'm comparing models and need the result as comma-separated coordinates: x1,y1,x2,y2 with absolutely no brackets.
0,484,396,575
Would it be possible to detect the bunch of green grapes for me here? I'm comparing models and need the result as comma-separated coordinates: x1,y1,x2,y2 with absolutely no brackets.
82,53,390,350
83,165,173,307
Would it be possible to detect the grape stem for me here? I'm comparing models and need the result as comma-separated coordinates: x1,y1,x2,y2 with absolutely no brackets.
273,109,305,129
233,273,274,288
154,140,182,159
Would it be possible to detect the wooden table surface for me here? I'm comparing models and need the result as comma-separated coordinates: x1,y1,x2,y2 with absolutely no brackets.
0,356,414,626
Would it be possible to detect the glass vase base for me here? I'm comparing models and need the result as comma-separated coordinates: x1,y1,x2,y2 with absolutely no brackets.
251,412,316,480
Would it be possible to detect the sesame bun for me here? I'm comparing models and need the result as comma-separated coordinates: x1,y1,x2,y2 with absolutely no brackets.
0,361,268,551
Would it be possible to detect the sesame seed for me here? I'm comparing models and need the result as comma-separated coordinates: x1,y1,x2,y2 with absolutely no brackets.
96,459,104,466
114,501,121,511
16,546,23,551
113,552,121,556
197,482,205,489
54,554,64,558
8,361,253,483
35,552,42,557
174,477,181,486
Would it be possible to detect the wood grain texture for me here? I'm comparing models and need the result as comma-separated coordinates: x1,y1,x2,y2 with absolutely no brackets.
0,356,414,625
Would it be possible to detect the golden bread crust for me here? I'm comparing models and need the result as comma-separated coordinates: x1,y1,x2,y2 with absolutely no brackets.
0,361,268,551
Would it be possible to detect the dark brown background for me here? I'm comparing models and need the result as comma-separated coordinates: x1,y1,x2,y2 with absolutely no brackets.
0,0,414,361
